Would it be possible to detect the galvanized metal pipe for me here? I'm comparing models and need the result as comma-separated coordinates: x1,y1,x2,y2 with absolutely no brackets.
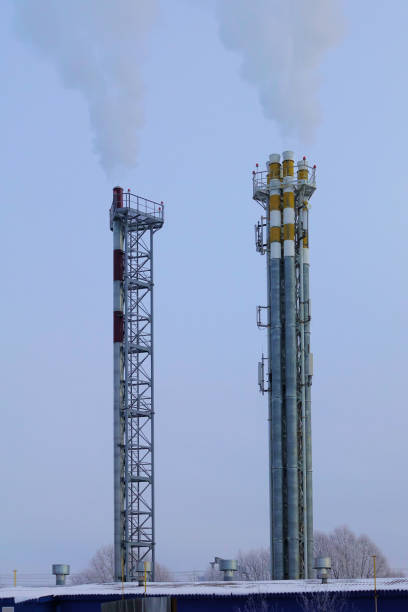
270,256,284,579
123,222,130,580
268,167,284,580
284,255,299,578
303,207,314,576
282,151,299,579
266,224,274,581
297,160,310,578
150,227,156,581
298,206,308,578
266,158,274,580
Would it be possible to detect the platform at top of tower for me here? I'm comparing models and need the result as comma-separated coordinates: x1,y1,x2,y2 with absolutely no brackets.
110,192,164,230
252,170,316,205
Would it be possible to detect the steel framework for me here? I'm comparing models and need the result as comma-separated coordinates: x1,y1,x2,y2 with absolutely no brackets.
110,188,164,581
253,153,316,580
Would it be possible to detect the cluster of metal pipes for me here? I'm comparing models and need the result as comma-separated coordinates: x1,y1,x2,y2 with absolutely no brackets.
254,151,316,580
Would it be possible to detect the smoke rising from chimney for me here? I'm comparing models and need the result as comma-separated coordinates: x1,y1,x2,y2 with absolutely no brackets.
14,0,158,174
215,0,345,142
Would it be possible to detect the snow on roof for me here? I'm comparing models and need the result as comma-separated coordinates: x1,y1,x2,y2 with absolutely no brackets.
1,578,408,604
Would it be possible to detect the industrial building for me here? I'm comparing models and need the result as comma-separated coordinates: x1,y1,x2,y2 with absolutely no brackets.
253,152,316,580
1,579,408,612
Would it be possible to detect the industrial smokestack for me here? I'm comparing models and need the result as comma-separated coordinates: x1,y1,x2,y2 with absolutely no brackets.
112,187,125,580
110,188,164,582
254,151,317,580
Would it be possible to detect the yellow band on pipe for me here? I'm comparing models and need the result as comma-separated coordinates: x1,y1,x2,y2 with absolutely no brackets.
283,191,294,208
283,159,294,177
303,231,308,248
283,224,295,240
270,227,281,243
269,163,280,179
269,194,281,211
297,169,308,180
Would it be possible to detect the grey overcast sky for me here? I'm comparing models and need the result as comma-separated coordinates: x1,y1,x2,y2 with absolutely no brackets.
1,0,408,576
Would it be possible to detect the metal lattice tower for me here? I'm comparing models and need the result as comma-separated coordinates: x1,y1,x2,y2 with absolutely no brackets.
110,187,164,582
253,152,316,580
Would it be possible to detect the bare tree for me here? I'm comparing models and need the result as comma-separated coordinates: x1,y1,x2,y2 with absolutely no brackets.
70,545,173,584
236,548,270,581
154,563,173,582
201,565,224,581
70,545,114,584
223,525,402,583
314,525,399,578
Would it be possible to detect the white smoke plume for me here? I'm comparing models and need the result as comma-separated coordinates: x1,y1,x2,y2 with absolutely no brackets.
215,0,345,142
14,0,158,174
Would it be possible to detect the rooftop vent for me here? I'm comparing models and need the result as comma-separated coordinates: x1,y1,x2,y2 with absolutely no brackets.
52,564,70,586
314,557,331,584
210,557,238,581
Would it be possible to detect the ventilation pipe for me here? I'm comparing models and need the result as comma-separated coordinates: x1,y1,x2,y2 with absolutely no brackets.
52,564,70,586
210,557,238,581
314,557,331,584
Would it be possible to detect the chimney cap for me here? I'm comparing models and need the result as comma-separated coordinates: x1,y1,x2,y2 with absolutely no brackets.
52,564,70,576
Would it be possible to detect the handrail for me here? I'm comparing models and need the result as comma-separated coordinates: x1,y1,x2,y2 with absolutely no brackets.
110,192,164,228
252,166,317,199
